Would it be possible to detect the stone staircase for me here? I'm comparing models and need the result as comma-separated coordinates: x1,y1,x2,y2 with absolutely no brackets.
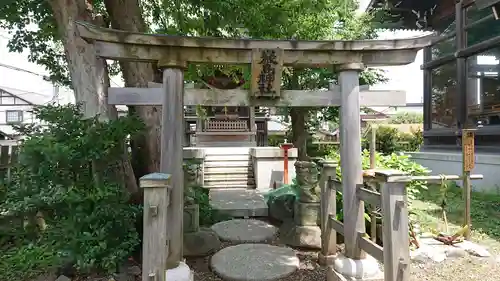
203,147,255,189
203,147,268,218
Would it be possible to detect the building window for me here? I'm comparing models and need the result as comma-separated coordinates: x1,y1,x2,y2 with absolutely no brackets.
431,61,458,129
430,14,456,60
466,5,500,46
466,48,500,127
6,110,23,124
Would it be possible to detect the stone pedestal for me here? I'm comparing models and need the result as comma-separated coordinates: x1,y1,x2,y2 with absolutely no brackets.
327,254,383,281
183,205,221,257
293,201,320,226
183,204,200,233
280,161,322,249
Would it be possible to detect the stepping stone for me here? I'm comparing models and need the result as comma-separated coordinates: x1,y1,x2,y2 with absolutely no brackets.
211,219,278,243
209,189,268,217
211,244,299,281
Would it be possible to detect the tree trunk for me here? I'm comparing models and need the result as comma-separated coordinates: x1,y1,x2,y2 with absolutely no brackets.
48,0,138,195
288,69,309,161
290,108,309,161
104,0,161,178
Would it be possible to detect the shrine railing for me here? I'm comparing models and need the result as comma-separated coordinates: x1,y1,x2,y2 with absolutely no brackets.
203,120,249,132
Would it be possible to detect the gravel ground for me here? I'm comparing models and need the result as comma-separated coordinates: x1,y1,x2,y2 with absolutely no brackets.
187,237,328,281
187,234,500,281
410,254,500,281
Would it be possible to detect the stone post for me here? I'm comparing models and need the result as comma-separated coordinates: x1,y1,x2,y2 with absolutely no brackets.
319,160,337,265
140,173,171,281
159,60,193,281
338,62,366,260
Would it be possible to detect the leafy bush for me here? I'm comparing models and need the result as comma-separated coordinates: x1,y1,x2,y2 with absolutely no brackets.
0,104,143,278
388,112,423,124
362,125,423,154
327,150,430,201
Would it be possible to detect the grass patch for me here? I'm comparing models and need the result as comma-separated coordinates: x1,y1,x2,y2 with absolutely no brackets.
411,183,500,252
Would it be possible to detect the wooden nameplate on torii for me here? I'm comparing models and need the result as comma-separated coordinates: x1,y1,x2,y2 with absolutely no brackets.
251,48,284,99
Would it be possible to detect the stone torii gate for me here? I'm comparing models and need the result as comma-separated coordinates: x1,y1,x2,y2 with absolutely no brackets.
76,21,432,281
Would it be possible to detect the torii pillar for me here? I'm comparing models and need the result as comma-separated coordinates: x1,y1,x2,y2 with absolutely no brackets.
159,59,192,281
335,62,381,279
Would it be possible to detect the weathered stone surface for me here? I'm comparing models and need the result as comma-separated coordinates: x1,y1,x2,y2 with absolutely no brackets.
269,194,295,222
295,161,320,203
183,204,200,233
455,240,492,257
279,220,321,249
410,237,485,263
184,228,221,257
211,219,277,243
293,201,320,226
211,244,299,281
55,276,71,281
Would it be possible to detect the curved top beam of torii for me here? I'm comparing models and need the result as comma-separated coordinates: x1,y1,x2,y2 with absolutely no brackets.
75,21,435,67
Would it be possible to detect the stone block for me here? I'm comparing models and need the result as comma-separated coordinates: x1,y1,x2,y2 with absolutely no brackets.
279,220,321,249
293,201,320,226
183,204,199,233
183,228,221,257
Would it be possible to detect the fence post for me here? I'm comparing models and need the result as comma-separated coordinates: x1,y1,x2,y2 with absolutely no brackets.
140,173,171,281
377,170,410,281
319,160,338,265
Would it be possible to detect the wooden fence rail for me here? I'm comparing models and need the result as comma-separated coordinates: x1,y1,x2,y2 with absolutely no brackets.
319,162,484,281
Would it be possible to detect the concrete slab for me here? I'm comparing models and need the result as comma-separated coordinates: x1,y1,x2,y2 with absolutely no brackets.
209,189,268,217
211,244,299,281
211,219,277,243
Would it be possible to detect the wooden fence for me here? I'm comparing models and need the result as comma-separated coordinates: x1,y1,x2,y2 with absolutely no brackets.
319,160,484,281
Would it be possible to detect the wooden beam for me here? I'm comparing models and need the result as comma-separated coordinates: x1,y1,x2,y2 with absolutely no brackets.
77,21,433,52
92,41,421,66
108,87,406,107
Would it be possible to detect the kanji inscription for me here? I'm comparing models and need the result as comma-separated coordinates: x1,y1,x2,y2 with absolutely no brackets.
462,129,475,172
251,48,283,98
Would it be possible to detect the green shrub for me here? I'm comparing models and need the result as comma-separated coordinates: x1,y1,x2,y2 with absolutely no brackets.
0,104,143,278
388,112,423,124
362,125,423,154
327,150,430,201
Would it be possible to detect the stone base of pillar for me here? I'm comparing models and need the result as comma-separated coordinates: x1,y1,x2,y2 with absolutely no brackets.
327,254,383,281
318,253,337,266
166,262,193,281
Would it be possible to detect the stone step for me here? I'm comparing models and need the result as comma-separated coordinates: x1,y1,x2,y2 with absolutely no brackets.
204,182,256,189
205,174,254,181
204,167,253,174
204,160,252,167
211,219,278,243
209,189,267,217
202,147,252,155
197,142,256,147
211,244,299,281
204,154,251,162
